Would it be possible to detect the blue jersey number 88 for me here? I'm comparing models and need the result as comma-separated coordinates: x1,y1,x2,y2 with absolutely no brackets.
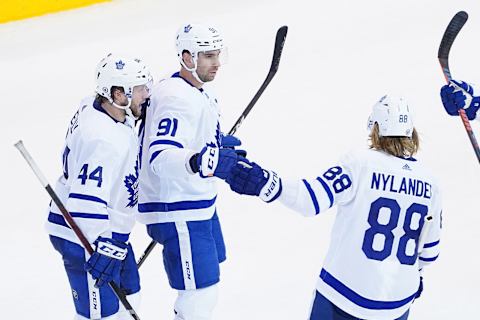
322,166,352,193
362,197,428,265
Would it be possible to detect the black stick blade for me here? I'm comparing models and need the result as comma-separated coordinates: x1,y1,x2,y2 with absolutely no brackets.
269,26,288,74
438,11,468,61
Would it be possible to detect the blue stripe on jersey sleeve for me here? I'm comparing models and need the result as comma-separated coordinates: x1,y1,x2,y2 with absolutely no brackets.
150,150,163,164
316,176,334,208
70,212,109,219
423,240,440,248
302,179,320,214
48,212,108,230
319,268,416,310
149,139,184,149
419,254,439,262
138,196,216,213
48,212,70,228
69,193,107,206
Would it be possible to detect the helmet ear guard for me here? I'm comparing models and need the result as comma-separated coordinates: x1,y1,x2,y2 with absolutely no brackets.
95,53,153,110
367,95,414,138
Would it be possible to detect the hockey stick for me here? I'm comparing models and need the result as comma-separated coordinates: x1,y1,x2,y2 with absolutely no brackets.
229,25,288,135
14,141,141,320
136,25,289,269
438,11,480,163
136,238,156,269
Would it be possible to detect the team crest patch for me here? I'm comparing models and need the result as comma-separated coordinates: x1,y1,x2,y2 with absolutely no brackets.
124,159,139,208
116,60,125,70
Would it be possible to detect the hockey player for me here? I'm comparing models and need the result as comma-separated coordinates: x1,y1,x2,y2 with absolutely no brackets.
46,53,152,319
224,95,442,320
137,24,239,319
440,79,480,120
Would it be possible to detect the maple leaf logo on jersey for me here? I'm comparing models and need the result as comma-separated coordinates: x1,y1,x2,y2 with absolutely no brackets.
206,141,217,148
124,158,139,208
204,122,221,149
116,60,125,70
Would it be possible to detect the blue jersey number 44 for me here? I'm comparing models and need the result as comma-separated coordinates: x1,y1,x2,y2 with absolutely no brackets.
78,164,103,187
362,197,428,265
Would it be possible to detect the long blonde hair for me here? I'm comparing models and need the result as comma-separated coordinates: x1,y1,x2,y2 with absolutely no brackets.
369,123,419,157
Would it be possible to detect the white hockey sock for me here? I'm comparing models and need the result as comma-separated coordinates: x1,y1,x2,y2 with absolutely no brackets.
174,284,218,320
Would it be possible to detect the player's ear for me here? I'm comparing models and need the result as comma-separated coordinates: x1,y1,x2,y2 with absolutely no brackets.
111,87,124,102
182,51,194,68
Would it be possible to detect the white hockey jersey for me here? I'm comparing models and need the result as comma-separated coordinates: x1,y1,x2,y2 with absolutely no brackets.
278,149,442,320
46,96,139,245
137,73,221,224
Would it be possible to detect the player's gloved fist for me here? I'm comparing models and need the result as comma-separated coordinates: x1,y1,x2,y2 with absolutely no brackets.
190,146,239,179
220,134,247,157
226,159,282,203
84,237,128,288
440,80,480,120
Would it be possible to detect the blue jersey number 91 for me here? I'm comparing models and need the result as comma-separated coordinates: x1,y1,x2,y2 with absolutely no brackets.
156,118,178,137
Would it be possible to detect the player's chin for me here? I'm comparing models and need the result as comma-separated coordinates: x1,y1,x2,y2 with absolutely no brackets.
206,73,217,81
200,75,215,82
131,101,143,115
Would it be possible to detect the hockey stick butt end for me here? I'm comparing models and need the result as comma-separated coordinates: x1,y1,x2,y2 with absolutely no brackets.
14,140,24,149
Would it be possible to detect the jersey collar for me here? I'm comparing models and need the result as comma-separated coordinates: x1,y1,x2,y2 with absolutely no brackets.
93,99,123,123
396,155,417,162
172,72,204,92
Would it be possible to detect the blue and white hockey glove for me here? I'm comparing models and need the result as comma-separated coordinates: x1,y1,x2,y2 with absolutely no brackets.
221,134,247,158
440,80,480,120
84,237,128,288
226,160,282,203
189,146,240,179
221,134,241,148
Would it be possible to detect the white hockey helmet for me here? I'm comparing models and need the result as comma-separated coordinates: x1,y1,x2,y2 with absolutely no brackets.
175,23,225,72
367,95,414,137
95,53,153,110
